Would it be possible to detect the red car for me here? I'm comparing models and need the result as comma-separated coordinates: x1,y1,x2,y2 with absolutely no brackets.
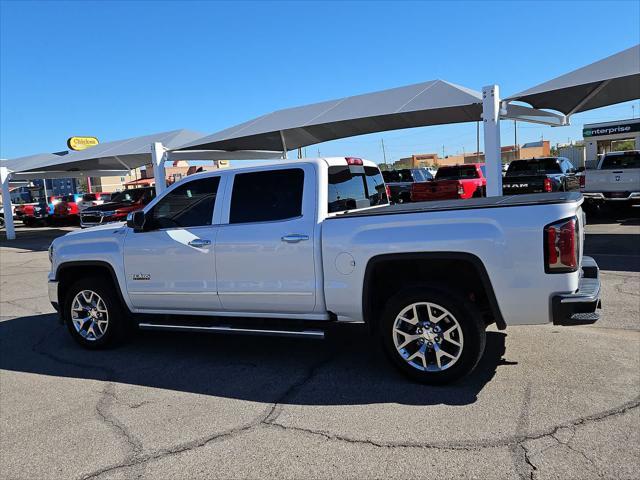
411,163,486,201
80,187,156,228
52,194,83,224
20,201,50,227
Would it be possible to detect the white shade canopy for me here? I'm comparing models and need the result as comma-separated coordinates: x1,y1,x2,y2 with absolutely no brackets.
506,45,640,115
179,80,486,152
4,129,205,174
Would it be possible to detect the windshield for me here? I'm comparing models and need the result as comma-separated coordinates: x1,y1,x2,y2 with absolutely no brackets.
601,152,640,169
328,165,388,213
435,165,480,180
507,158,561,175
110,189,150,203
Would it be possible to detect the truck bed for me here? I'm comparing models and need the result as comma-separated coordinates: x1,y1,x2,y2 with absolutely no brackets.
331,192,582,219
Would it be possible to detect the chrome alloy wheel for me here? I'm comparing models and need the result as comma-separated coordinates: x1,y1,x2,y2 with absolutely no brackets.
70,290,109,341
392,302,464,372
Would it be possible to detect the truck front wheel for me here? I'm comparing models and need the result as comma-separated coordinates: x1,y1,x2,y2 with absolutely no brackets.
380,285,486,384
63,277,127,349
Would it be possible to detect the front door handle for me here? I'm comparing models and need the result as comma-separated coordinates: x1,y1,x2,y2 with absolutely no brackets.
281,234,309,243
188,239,212,248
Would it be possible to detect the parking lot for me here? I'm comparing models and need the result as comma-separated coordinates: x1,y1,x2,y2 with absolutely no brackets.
1,212,638,480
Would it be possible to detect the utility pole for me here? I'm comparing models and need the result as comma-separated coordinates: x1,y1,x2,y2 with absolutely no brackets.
442,144,445,159
513,120,518,160
476,121,480,162
297,147,302,159
317,148,321,157
381,138,387,165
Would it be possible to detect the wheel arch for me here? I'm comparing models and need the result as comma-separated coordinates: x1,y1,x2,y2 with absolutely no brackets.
362,252,506,332
56,261,130,315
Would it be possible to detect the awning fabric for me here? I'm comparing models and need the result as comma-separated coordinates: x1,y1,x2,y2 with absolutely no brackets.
4,129,205,174
178,79,484,152
506,45,640,115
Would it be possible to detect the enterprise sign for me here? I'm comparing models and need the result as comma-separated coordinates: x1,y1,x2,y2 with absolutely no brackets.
583,122,640,137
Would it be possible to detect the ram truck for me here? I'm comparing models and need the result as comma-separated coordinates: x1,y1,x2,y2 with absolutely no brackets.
503,157,580,195
581,150,640,208
48,157,601,384
411,163,486,202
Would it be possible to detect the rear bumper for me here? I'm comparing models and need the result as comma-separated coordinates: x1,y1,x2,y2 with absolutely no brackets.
582,192,640,202
551,256,601,326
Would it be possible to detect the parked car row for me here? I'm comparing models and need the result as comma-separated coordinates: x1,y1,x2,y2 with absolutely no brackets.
381,156,584,206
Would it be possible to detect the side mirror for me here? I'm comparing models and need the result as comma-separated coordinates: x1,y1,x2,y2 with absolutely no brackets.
126,210,146,231
577,166,586,173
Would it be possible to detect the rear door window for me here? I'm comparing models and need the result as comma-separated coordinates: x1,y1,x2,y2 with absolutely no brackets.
229,168,304,224
328,165,388,213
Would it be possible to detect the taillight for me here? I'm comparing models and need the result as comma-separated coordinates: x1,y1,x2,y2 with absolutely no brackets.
579,175,585,189
457,184,464,195
345,157,363,166
544,177,552,192
385,184,391,201
544,217,579,273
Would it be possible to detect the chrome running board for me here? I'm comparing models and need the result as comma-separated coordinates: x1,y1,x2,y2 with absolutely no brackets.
138,322,325,340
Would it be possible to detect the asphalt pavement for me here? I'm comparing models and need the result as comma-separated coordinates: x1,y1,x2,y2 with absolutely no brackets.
1,212,638,480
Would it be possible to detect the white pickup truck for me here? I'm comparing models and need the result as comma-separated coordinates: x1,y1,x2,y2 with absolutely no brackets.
581,150,640,208
48,157,601,383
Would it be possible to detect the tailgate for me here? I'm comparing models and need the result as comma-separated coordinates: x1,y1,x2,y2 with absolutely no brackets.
584,168,640,192
502,175,547,194
413,180,460,199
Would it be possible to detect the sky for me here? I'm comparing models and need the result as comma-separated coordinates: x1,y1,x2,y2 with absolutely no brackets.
1,0,639,166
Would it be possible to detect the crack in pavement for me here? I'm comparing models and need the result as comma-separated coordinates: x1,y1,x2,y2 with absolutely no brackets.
263,395,640,453
77,351,338,479
27,326,640,479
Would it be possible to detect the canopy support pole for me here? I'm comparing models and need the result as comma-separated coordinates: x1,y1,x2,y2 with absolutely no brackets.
482,85,503,197
151,142,167,196
280,131,288,159
1,167,16,240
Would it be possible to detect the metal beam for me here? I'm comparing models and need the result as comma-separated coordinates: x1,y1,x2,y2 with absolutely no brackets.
502,103,567,127
8,170,129,180
0,166,16,240
566,79,611,118
482,85,503,197
167,149,282,161
280,131,288,159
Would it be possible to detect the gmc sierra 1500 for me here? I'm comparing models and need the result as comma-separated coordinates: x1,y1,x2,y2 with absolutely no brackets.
48,157,601,383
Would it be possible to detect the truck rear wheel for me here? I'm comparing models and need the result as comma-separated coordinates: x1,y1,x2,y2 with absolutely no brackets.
380,285,486,384
63,277,127,349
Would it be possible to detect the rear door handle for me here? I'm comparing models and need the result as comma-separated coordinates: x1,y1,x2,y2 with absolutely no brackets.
188,239,212,248
281,234,309,243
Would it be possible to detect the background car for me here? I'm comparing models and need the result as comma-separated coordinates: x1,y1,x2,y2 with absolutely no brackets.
77,192,112,211
502,157,579,195
80,187,156,228
52,194,83,224
382,168,433,203
20,200,51,227
411,163,486,201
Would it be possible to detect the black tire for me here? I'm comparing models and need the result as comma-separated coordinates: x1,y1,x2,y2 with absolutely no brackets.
380,284,486,384
63,277,128,349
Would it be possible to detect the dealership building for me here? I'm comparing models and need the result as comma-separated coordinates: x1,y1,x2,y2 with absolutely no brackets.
583,118,640,167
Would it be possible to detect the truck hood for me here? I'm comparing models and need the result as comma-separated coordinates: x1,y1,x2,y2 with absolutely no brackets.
65,221,126,237
83,201,137,213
